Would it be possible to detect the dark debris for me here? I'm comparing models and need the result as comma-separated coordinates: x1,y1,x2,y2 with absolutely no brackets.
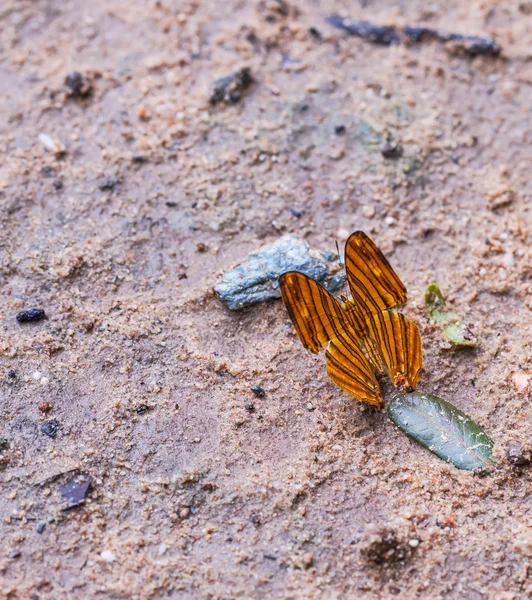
209,68,254,106
326,15,399,45
65,71,93,97
381,142,403,159
60,473,93,509
16,308,46,323
41,419,59,439
251,385,265,398
327,15,501,57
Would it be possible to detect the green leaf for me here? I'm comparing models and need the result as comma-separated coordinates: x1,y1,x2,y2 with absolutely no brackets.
424,282,477,346
388,392,495,470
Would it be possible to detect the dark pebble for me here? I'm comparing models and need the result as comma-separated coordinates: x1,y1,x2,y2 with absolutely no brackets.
41,419,59,439
8,551,21,559
16,308,46,323
98,176,119,191
309,27,322,41
136,404,149,414
165,201,178,207
251,385,265,398
507,440,531,467
209,68,253,106
53,179,63,190
245,403,255,412
37,523,46,534
65,71,92,97
41,166,56,178
7,369,17,382
289,207,302,218
133,154,145,163
334,125,346,135
381,143,403,159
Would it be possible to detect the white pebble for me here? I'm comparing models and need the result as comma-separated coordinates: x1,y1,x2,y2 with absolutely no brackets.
33,371,42,381
384,216,396,226
38,133,66,156
100,550,116,563
409,539,420,548
158,543,168,556
40,377,49,386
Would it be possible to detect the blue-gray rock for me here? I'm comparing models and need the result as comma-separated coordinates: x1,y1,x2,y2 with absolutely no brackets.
214,235,345,310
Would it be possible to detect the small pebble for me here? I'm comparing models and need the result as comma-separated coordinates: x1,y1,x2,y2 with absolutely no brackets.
33,371,42,381
251,385,265,398
100,550,116,563
41,419,59,439
16,308,46,323
362,205,376,219
408,539,420,548
38,401,51,413
158,543,168,556
336,229,350,241
38,134,65,157
381,143,403,159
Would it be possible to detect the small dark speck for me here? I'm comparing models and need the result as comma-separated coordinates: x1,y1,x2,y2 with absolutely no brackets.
165,201,177,207
37,523,46,534
41,166,56,178
264,554,277,560
309,27,322,40
334,125,346,135
196,242,207,253
133,154,145,163
289,207,302,218
381,143,403,159
178,272,188,280
8,551,21,559
7,369,17,382
97,176,120,191
16,308,46,323
136,404,149,414
245,403,255,412
41,419,59,439
53,179,63,190
251,385,265,398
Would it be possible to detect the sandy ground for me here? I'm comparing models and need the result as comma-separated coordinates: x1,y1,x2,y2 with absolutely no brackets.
0,1,531,598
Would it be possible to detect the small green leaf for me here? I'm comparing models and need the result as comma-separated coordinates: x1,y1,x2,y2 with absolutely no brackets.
388,392,495,470
424,282,477,346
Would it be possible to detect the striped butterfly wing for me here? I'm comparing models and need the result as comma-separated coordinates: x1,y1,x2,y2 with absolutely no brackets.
368,311,423,392
344,231,407,315
326,332,384,408
344,231,422,392
279,271,383,407
279,271,351,353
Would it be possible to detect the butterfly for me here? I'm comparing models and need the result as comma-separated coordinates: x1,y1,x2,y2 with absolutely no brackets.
279,231,422,408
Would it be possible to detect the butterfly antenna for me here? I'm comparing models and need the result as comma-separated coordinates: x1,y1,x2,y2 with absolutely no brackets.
335,239,344,267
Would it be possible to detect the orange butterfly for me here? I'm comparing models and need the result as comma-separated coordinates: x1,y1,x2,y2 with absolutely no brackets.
279,231,422,408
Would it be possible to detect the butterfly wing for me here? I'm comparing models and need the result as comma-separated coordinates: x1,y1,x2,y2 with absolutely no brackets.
344,231,407,315
326,332,384,408
279,271,383,407
368,311,423,391
279,271,349,353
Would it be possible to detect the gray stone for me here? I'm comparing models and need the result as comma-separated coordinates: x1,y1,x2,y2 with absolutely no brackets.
214,235,345,310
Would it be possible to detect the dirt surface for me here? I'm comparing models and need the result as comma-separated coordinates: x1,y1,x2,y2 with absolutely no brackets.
1,1,531,598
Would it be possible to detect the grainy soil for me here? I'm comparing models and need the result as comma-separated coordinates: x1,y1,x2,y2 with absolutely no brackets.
0,1,531,599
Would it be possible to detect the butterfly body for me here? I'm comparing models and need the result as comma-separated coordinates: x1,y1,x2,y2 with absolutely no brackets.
279,231,422,408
